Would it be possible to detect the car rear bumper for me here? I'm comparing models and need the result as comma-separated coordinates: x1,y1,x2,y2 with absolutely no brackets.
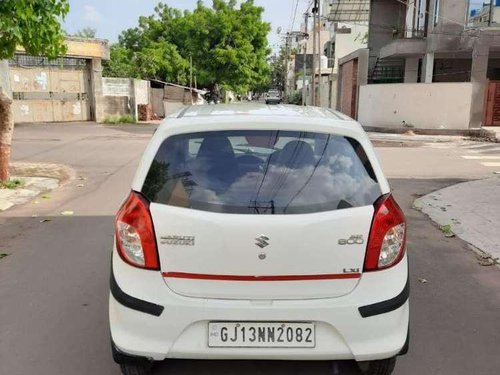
110,252,409,362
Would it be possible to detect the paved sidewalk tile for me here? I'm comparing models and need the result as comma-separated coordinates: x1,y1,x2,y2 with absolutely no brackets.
414,177,500,264
0,177,59,212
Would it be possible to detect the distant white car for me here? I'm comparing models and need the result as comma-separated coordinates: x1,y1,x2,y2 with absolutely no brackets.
265,89,282,104
110,104,409,375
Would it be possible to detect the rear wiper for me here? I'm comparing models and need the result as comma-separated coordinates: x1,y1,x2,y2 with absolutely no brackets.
337,200,353,210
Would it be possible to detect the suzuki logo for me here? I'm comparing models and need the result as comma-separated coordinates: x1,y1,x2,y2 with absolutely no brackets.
255,235,270,248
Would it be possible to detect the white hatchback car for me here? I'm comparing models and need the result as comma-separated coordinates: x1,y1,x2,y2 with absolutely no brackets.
265,90,282,105
110,104,409,375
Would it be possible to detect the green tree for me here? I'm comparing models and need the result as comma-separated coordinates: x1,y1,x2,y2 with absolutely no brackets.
0,0,69,182
103,42,189,82
104,0,271,93
103,45,135,78
72,27,97,39
269,48,287,93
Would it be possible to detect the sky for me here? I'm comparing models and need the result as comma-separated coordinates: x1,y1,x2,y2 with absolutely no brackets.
64,0,313,50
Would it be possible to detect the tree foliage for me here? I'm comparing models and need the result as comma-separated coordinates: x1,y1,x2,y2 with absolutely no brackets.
0,0,69,60
103,0,271,93
72,27,97,39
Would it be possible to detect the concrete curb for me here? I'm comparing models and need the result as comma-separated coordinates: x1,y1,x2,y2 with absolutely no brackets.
9,162,75,184
364,126,498,142
0,163,75,212
413,177,500,267
368,132,465,146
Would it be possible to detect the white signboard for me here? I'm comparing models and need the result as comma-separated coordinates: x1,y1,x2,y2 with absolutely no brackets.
102,78,132,97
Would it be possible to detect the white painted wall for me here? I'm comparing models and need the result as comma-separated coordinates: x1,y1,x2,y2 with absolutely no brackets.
358,83,473,130
305,30,330,54
133,79,150,105
333,23,368,73
103,78,150,121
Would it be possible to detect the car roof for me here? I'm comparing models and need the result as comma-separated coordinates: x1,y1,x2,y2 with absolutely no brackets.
170,103,353,121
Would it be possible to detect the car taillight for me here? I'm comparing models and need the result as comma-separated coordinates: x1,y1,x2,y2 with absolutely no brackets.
364,194,406,272
115,191,159,270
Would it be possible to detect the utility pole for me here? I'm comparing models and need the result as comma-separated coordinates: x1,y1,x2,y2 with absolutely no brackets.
317,0,322,107
489,0,495,27
311,0,318,106
189,55,193,105
284,33,290,102
302,12,309,106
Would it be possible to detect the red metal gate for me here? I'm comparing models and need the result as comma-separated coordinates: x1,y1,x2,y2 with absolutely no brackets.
339,58,358,119
484,81,500,126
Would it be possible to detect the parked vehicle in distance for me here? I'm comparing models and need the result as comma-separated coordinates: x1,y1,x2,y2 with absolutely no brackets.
265,89,281,104
110,104,409,375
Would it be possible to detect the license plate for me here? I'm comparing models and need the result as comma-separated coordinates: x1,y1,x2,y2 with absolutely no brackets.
208,322,315,348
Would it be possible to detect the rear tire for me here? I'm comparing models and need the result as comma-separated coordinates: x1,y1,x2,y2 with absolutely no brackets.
112,340,153,375
359,357,396,375
120,363,152,375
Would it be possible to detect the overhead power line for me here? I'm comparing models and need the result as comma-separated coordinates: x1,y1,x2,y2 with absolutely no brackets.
306,0,315,13
290,0,300,31
287,0,296,32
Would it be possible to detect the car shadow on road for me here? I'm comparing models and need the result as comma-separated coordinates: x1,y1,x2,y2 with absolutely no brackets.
153,359,362,375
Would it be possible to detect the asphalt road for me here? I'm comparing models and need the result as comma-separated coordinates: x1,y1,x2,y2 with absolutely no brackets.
1,123,499,375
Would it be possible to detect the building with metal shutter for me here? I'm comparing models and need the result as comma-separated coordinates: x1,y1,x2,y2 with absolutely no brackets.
2,37,109,124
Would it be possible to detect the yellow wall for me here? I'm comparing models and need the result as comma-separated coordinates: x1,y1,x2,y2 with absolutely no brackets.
16,38,109,60
65,39,109,59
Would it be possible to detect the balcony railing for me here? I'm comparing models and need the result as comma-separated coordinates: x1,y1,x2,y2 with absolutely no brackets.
328,0,370,22
393,28,427,39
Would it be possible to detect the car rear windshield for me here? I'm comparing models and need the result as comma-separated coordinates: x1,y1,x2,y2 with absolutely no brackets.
142,130,381,214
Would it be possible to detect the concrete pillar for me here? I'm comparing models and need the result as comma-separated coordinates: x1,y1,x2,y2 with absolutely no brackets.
405,0,415,37
421,53,434,83
329,75,338,109
355,49,369,120
404,57,420,83
357,49,369,86
427,0,437,35
130,79,138,121
89,58,104,123
336,65,342,111
469,44,490,128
